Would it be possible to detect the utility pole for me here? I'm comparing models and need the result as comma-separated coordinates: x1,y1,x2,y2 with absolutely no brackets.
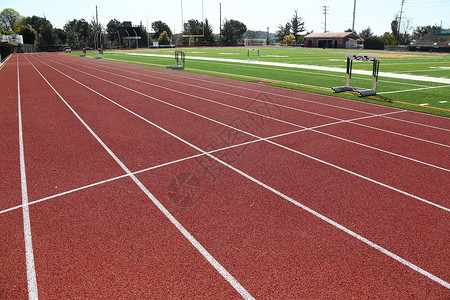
219,3,222,40
323,6,329,33
95,5,99,50
398,0,405,40
352,0,356,33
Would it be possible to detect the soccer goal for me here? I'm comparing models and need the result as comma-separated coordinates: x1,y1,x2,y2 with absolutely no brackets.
332,54,380,97
244,39,267,47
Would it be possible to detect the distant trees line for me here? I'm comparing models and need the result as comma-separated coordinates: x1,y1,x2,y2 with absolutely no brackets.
0,8,444,51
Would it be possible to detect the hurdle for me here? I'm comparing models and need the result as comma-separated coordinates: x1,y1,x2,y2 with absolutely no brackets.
166,50,185,70
247,48,260,62
332,54,380,97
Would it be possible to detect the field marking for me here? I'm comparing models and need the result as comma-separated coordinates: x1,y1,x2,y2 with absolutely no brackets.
16,56,39,300
378,85,450,95
31,55,450,290
54,57,450,172
123,52,450,84
38,56,450,213
25,56,254,300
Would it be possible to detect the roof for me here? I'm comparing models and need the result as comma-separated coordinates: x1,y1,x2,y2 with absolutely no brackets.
305,32,361,39
0,41,18,47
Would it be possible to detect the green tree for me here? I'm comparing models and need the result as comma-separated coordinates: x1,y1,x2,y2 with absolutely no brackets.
0,8,21,31
55,28,67,44
152,21,172,40
37,19,58,47
291,10,305,44
202,19,215,45
275,22,291,42
16,24,37,44
412,25,441,40
64,19,91,49
221,19,247,46
381,32,397,45
359,27,373,39
106,19,122,45
363,36,384,50
158,30,172,45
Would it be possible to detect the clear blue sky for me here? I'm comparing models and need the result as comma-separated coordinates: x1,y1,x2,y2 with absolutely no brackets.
5,0,450,36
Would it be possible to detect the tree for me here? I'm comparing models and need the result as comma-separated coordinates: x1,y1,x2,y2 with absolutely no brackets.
202,19,215,45
64,19,91,49
55,28,67,44
16,24,37,44
221,19,247,46
0,8,21,31
363,36,384,50
158,31,171,45
291,10,305,44
152,21,172,40
275,22,291,42
359,27,373,39
106,19,122,45
381,32,397,45
283,34,295,45
37,19,58,47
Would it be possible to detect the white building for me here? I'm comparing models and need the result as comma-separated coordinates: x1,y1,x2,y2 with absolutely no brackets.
0,34,23,45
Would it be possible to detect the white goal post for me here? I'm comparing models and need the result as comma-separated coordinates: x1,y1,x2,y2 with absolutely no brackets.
244,38,267,47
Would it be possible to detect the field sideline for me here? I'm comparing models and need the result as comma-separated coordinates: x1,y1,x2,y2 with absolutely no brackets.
69,47,450,117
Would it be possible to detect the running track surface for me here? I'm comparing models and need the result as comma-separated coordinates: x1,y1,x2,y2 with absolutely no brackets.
1,53,449,299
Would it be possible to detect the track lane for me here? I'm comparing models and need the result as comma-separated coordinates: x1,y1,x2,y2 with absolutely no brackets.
39,55,449,207
30,178,244,299
22,55,254,298
0,55,22,211
51,55,449,169
6,53,447,297
32,55,450,290
135,156,450,298
17,56,126,202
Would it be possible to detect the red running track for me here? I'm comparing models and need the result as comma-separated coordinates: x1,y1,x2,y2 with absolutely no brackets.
1,53,449,299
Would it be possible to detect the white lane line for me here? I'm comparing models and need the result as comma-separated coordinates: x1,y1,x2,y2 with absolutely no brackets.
31,55,450,290
25,56,254,300
38,56,450,212
17,55,39,299
378,85,450,95
440,101,448,104
6,108,443,218
66,55,450,134
46,57,450,169
122,52,450,84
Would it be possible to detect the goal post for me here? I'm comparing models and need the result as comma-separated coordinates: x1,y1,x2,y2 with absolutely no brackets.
332,54,380,97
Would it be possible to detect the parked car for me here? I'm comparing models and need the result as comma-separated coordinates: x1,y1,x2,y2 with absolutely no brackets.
65,47,71,53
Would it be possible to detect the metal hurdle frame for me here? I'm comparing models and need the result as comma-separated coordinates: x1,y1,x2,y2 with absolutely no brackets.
332,54,380,97
247,48,260,62
166,50,185,70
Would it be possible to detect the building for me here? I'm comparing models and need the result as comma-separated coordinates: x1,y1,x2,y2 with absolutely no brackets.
304,32,363,49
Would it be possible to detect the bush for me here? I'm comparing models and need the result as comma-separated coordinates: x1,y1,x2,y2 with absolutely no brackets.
364,36,384,50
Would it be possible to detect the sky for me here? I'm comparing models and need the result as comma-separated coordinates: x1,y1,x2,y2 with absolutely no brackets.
4,0,450,36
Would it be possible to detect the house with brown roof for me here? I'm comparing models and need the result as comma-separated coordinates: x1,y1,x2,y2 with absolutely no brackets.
304,32,363,49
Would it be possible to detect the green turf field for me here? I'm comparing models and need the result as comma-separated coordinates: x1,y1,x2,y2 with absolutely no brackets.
69,47,450,117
